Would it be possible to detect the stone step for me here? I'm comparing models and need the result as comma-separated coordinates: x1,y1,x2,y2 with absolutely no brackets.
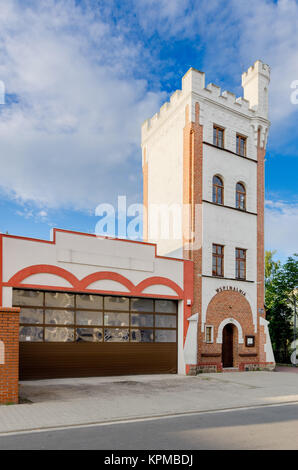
223,367,239,372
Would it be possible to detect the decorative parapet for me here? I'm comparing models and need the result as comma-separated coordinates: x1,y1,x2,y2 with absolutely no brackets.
142,63,270,142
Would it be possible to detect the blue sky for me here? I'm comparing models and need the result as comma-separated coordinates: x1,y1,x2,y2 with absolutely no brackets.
0,0,297,262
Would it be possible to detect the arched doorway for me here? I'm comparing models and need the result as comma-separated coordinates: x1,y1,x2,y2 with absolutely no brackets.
222,324,234,368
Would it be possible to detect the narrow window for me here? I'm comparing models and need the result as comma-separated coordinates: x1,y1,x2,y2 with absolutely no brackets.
0,340,4,365
212,175,224,204
213,125,224,148
245,336,255,347
236,248,246,280
205,326,214,343
236,134,247,157
212,244,224,277
236,182,246,210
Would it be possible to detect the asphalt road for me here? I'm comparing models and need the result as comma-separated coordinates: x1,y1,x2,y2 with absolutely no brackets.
1,403,298,450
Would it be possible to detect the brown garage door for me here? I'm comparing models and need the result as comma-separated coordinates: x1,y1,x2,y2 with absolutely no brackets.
13,289,178,380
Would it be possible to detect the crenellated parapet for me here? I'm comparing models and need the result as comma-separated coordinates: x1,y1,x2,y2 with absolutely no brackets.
142,61,270,142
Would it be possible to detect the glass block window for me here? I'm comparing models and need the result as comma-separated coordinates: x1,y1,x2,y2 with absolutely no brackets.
13,290,178,344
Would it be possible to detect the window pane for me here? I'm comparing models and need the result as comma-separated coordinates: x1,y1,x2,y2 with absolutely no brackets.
213,127,217,145
104,328,129,342
76,294,103,310
213,176,223,186
76,328,103,342
206,327,212,342
45,327,74,342
104,312,129,326
131,298,154,312
131,313,153,327
131,329,154,342
218,130,223,147
45,292,74,308
13,289,43,307
155,300,177,313
104,296,129,311
20,326,43,342
212,186,217,203
45,309,74,325
155,315,176,328
76,311,103,326
155,330,176,343
218,187,222,204
20,308,43,324
237,182,245,192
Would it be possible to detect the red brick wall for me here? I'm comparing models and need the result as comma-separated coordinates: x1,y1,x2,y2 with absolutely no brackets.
199,290,257,368
183,103,204,358
0,307,20,404
257,130,267,365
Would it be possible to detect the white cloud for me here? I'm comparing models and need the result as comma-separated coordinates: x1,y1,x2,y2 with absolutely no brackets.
16,205,49,223
135,0,298,124
0,0,297,241
135,0,194,36
0,0,164,210
231,0,298,123
265,199,298,259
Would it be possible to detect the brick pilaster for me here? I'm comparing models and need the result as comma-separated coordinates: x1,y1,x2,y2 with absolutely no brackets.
0,307,20,404
257,129,266,362
182,102,204,369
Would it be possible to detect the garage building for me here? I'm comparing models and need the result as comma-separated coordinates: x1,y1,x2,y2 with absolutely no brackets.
0,228,193,381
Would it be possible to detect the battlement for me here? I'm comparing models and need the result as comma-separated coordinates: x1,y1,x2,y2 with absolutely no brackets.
241,60,270,117
242,60,270,86
142,61,269,141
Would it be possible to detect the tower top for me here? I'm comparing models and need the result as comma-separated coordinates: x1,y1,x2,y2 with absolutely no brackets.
241,60,270,85
241,60,270,119
142,61,270,141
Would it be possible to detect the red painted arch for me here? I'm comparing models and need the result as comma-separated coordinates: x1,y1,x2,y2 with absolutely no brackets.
135,277,184,298
6,266,183,299
79,271,135,292
7,265,80,289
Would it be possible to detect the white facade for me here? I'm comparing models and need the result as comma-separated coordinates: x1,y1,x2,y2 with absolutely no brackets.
1,229,191,375
143,60,274,367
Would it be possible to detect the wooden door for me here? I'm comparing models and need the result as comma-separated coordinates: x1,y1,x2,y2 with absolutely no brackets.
222,324,233,368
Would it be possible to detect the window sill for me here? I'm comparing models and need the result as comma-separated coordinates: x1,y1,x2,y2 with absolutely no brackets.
204,141,257,163
202,199,257,216
203,275,254,283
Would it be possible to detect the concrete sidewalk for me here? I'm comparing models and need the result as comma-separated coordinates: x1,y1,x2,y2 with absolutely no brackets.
0,371,298,434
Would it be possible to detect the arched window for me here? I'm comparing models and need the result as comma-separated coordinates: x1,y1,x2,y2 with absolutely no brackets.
212,176,224,205
236,182,246,210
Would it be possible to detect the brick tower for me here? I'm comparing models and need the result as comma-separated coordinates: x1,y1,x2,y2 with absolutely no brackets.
142,60,275,373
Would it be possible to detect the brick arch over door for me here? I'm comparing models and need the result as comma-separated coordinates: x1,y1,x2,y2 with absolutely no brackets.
205,290,255,342
216,318,244,344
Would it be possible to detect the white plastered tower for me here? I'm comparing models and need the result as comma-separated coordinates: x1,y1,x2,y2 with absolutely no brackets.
142,60,275,371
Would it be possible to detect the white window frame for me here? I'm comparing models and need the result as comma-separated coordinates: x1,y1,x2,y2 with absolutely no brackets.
205,325,214,343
